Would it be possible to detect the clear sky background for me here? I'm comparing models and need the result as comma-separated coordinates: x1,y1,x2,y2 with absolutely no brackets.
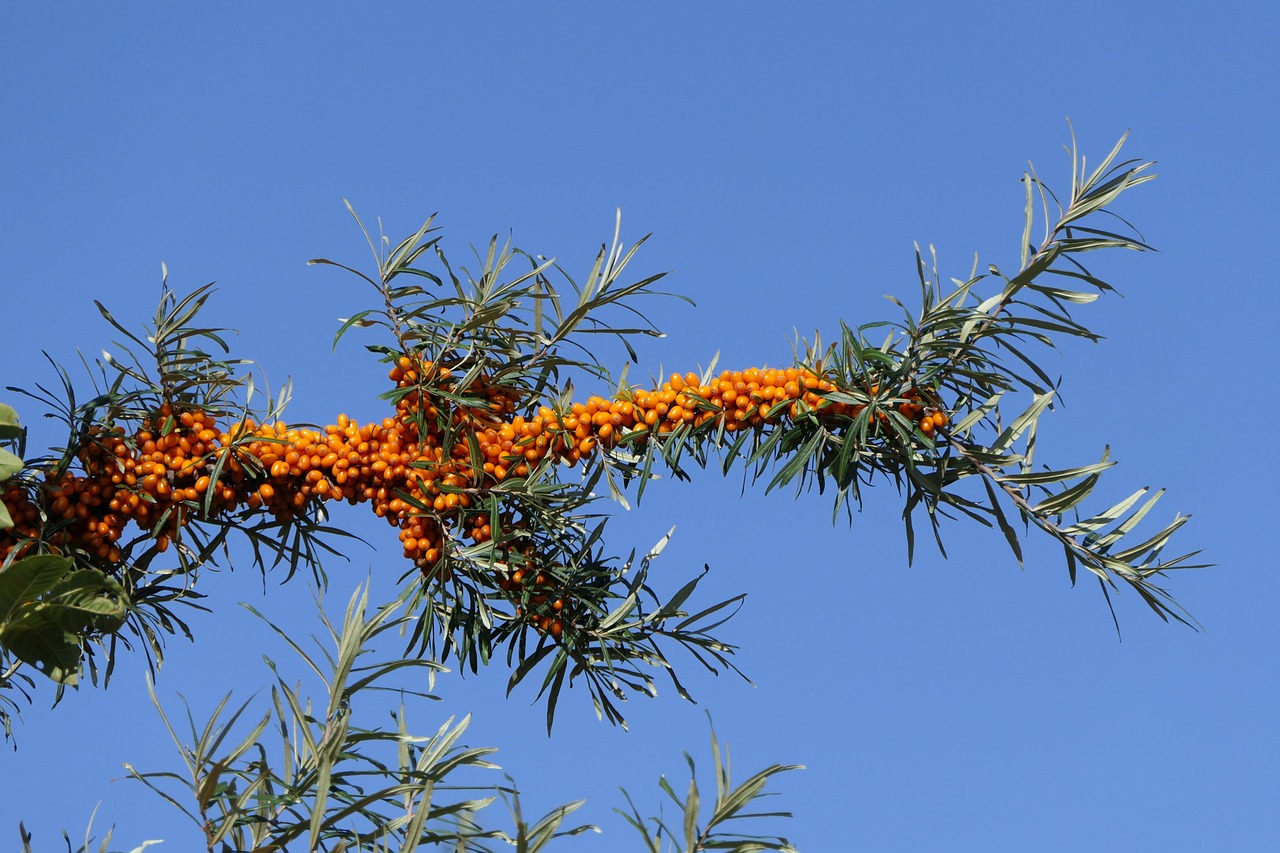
2,3,1278,851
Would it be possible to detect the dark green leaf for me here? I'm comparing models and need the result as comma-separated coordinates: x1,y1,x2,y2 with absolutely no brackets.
0,554,75,622
0,616,81,685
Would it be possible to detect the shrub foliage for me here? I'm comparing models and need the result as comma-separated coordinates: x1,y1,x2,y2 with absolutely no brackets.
2,133,1201,850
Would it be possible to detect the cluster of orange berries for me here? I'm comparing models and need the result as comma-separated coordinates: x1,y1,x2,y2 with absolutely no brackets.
1,481,41,559
556,368,948,455
0,407,235,566
0,357,948,638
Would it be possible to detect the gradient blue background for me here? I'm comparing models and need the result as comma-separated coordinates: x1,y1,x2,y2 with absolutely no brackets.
2,3,1277,850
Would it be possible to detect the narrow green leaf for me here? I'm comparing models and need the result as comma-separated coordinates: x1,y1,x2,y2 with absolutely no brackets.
1109,514,1190,563
1020,171,1034,270
999,456,1114,486
982,478,1024,568
684,770,701,852
1089,489,1165,551
990,391,1056,455
1062,488,1147,538
1031,473,1101,517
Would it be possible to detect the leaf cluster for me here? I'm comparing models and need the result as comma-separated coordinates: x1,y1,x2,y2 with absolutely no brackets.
314,210,748,729
42,581,794,853
4,129,1203,853
585,130,1204,628
617,721,801,853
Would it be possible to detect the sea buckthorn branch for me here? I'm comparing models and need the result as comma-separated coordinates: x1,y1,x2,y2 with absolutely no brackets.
316,215,745,725
0,222,746,728
553,132,1199,627
866,132,1204,626
0,284,362,697
0,133,1201,729
0,290,942,725
937,423,1195,628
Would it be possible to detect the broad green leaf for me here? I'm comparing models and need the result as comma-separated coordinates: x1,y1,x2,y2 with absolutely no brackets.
0,554,74,621
0,403,20,440
0,447,22,480
0,615,81,685
41,569,128,633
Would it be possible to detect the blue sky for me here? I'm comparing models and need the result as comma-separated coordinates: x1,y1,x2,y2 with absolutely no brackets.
2,3,1278,850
